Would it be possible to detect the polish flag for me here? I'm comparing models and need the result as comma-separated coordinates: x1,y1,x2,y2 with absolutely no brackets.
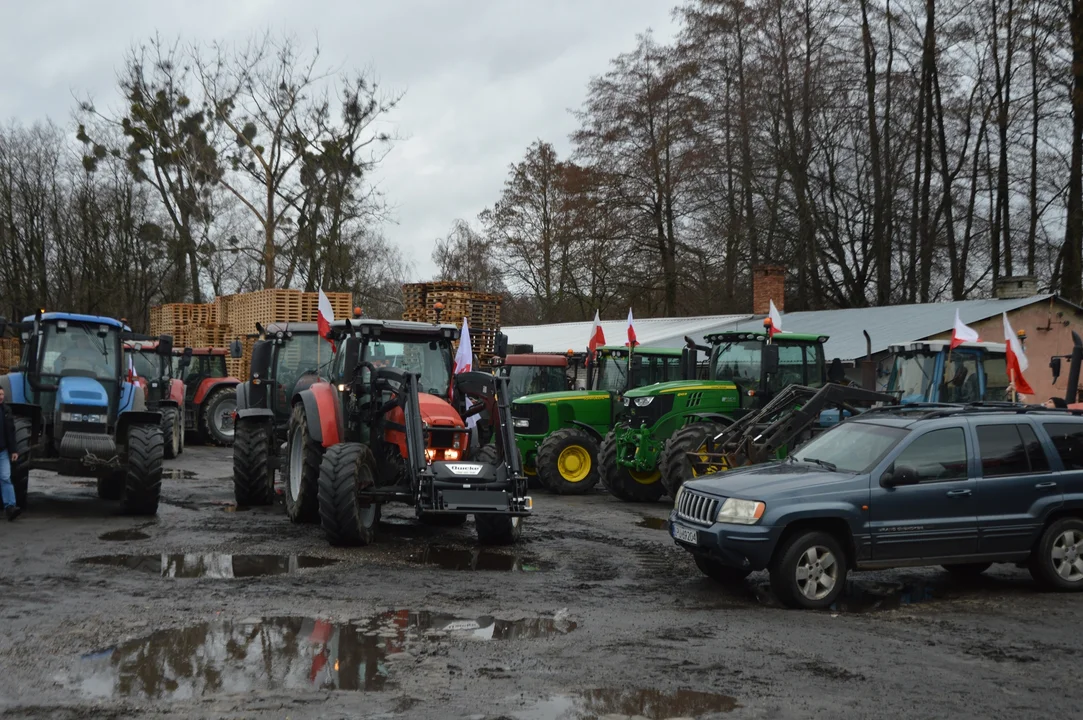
950,309,980,349
626,308,638,347
587,310,606,356
453,317,477,428
768,299,783,337
318,289,337,352
1003,313,1034,396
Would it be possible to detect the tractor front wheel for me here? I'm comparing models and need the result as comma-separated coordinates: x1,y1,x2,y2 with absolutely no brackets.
202,387,238,446
318,442,381,546
161,406,181,460
659,422,731,499
600,430,666,503
475,513,523,545
11,417,30,509
536,428,600,495
233,417,276,506
121,424,165,515
285,404,322,523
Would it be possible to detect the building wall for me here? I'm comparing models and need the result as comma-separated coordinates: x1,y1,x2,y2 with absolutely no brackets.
923,299,1083,402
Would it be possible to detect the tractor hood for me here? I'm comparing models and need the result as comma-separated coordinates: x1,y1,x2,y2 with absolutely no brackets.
57,376,110,408
514,390,610,405
624,380,738,398
418,393,465,427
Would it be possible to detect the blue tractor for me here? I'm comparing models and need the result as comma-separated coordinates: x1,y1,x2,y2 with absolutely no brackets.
883,340,1010,403
0,311,169,514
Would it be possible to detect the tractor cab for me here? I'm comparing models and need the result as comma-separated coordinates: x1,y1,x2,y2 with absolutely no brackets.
495,354,571,401
591,346,687,395
172,347,240,445
702,330,829,406
243,322,335,429
885,340,1009,404
125,337,189,458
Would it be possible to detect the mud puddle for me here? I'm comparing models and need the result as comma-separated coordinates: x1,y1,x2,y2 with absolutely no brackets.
637,515,670,531
164,469,197,479
77,553,338,578
69,610,576,699
750,576,947,612
407,545,548,572
98,529,150,541
516,687,738,719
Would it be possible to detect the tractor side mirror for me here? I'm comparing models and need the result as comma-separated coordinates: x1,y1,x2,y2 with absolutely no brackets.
762,343,780,376
229,339,243,358
156,335,174,357
494,332,508,359
1051,356,1062,384
179,347,193,370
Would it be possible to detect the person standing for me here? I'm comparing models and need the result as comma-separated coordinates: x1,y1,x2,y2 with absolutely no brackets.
0,387,22,520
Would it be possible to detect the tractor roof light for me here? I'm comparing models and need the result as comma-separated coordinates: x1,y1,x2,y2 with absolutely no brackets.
818,336,828,343
276,331,284,339
57,320,68,332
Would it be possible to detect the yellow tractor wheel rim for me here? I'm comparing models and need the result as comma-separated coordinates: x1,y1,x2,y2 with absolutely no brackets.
629,468,661,485
557,445,592,483
690,442,730,478
524,464,537,476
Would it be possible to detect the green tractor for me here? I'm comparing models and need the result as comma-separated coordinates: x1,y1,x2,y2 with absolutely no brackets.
510,344,696,495
602,330,831,503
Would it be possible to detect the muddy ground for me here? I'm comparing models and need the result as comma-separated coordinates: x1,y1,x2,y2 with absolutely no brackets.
0,446,1076,720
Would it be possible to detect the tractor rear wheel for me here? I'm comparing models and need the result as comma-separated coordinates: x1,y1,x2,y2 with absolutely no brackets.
536,428,600,495
202,387,238,446
659,422,730,499
121,424,164,515
161,406,181,460
318,442,381,546
233,417,275,506
11,417,30,509
285,404,322,523
600,429,666,503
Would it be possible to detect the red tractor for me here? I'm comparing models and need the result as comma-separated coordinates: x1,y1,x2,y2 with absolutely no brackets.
173,347,240,446
284,318,529,546
124,337,190,459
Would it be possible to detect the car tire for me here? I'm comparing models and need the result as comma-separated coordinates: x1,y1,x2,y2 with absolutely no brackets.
942,562,992,577
536,428,600,495
1029,517,1083,591
694,555,751,585
770,530,848,610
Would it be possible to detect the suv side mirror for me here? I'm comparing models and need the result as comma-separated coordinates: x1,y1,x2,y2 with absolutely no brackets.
881,463,919,488
156,334,174,357
229,339,243,358
762,343,780,376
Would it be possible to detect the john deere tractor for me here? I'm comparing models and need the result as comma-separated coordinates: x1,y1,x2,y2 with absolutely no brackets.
603,330,831,502
0,312,168,514
510,345,695,495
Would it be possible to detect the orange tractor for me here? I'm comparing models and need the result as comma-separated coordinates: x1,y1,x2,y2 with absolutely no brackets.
123,337,190,459
172,347,240,445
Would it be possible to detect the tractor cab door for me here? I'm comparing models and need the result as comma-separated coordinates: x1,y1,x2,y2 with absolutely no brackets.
937,349,983,404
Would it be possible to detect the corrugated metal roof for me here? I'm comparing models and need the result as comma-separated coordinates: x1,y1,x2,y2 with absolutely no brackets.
728,294,1062,362
502,314,751,353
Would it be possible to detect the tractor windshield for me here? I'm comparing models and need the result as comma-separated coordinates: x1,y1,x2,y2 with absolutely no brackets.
505,365,568,399
276,333,334,389
595,355,629,394
39,322,119,380
887,353,937,402
128,349,160,380
711,341,762,388
364,337,451,394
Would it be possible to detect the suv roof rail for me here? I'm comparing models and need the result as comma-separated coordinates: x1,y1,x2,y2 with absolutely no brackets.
860,401,1083,421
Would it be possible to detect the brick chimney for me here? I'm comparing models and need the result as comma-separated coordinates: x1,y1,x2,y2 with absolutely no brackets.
993,275,1038,300
752,265,786,315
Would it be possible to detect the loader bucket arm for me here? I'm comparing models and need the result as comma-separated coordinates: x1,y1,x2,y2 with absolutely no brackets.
696,383,896,471
452,371,523,477
368,365,431,488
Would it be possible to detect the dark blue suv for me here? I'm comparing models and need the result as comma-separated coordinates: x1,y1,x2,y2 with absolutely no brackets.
669,405,1083,609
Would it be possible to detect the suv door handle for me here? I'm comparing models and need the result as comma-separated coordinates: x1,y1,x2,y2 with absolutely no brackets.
1035,481,1058,489
946,489,972,498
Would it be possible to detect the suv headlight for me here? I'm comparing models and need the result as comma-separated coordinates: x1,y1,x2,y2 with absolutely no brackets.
673,484,685,507
633,396,654,407
717,498,765,524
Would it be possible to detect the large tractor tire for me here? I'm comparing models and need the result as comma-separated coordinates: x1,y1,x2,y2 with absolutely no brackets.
536,428,600,495
471,444,523,544
659,421,731,499
121,424,164,515
11,417,30,509
161,406,182,460
599,429,666,503
318,442,381,547
233,417,276,507
97,472,124,500
285,403,322,523
202,386,238,446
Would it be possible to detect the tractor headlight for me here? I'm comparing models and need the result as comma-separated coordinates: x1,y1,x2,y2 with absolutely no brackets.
622,397,630,407
716,498,766,525
513,417,529,428
633,396,654,407
61,412,107,424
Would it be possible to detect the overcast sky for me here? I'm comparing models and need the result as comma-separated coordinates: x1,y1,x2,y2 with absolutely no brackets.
0,0,680,280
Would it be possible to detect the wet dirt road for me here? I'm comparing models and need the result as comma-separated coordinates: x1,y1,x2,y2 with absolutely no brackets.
0,446,1076,719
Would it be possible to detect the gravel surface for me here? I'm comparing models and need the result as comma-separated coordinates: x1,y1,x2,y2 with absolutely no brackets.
0,445,1076,719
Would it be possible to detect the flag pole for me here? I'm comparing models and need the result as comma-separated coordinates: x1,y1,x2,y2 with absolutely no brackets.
1010,367,1017,403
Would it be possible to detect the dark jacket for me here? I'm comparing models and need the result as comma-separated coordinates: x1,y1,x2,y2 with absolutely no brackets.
0,405,16,454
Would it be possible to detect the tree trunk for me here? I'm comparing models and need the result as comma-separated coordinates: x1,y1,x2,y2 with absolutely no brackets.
1061,0,1083,302
861,0,889,305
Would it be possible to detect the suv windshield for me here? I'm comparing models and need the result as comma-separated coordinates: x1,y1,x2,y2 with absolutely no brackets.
505,365,567,399
791,422,909,473
363,337,451,394
40,322,119,380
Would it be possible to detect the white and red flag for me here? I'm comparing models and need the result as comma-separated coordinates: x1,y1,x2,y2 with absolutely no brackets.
1003,313,1034,396
950,308,980,349
768,299,783,337
626,308,638,347
318,288,337,352
587,310,606,356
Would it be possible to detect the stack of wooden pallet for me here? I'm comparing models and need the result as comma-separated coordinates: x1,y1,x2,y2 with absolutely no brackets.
0,337,21,374
400,281,503,360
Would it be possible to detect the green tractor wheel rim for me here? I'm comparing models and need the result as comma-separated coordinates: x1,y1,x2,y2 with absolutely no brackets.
557,445,591,483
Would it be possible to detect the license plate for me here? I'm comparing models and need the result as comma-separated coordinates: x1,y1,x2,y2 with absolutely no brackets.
672,524,698,545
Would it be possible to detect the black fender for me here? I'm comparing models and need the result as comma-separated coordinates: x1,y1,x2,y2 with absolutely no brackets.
569,420,604,444
117,410,163,442
157,399,180,410
683,412,735,426
238,407,274,421
236,382,251,412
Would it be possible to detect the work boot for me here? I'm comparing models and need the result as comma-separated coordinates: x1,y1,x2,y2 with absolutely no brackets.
5,505,21,521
